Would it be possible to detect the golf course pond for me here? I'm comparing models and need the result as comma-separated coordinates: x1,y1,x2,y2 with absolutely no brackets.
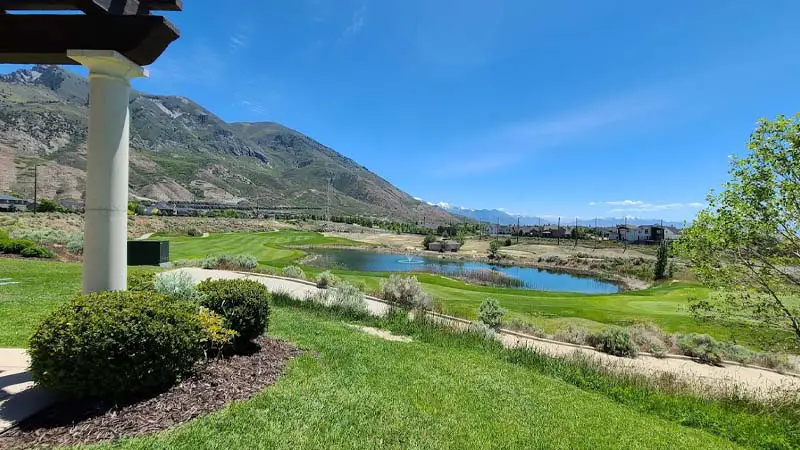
313,249,621,294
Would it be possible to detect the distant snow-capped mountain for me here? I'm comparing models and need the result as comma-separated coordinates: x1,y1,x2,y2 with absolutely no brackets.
436,205,685,228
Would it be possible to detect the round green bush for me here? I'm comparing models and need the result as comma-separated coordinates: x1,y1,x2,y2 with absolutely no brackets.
29,291,206,400
593,327,638,358
20,245,55,258
128,271,156,291
197,279,270,345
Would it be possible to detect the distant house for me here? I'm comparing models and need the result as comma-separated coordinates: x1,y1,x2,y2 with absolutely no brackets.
0,193,28,212
610,225,637,242
442,240,461,252
608,224,681,243
425,239,461,253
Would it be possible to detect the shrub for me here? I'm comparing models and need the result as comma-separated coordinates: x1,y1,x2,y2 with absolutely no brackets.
467,322,498,341
187,228,203,237
715,341,793,372
282,265,306,280
66,236,84,255
309,282,368,314
422,234,437,249
196,307,237,350
28,291,206,400
628,322,674,357
506,318,546,337
379,274,431,309
35,199,62,213
201,254,258,271
677,333,723,365
20,245,55,258
746,352,793,372
551,325,590,345
10,227,72,245
154,271,203,302
504,238,513,247
198,279,270,345
128,271,156,292
477,297,506,329
593,327,638,358
1,238,34,254
315,270,339,288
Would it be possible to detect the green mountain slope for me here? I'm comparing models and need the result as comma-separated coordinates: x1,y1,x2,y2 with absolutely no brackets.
0,65,452,223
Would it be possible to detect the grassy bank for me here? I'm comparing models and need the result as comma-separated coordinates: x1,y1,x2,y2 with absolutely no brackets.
81,306,756,450
2,258,797,448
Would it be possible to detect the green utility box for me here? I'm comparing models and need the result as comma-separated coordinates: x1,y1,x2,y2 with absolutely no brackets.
127,240,169,266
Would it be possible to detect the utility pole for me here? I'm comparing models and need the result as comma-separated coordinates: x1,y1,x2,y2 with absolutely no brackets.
32,164,38,215
516,217,520,244
557,216,561,245
594,217,598,250
539,217,543,244
574,217,578,248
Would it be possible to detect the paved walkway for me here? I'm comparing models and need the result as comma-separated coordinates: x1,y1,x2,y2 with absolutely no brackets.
0,349,55,434
177,268,800,399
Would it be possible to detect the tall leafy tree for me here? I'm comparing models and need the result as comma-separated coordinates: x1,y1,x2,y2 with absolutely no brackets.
653,241,669,280
677,114,800,350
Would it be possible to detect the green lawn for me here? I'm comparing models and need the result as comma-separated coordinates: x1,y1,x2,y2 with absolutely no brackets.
0,259,158,347
0,229,734,346
82,306,745,450
155,230,364,266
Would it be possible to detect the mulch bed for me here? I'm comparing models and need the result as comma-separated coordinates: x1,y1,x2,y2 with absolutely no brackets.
0,337,302,449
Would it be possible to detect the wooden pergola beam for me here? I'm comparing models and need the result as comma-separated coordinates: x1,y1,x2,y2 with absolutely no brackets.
0,14,179,65
0,0,181,13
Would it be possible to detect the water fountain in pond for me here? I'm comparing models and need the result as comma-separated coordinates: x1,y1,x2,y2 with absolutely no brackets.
398,248,425,266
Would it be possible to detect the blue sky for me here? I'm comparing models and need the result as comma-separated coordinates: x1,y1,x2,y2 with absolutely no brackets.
6,1,800,220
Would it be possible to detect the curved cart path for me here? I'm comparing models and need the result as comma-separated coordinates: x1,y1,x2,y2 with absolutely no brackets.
175,268,800,399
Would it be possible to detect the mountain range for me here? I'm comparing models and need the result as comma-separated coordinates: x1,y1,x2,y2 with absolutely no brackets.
0,65,454,224
434,204,686,228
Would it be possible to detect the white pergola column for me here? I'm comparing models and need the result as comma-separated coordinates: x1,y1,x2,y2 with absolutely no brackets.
67,50,148,293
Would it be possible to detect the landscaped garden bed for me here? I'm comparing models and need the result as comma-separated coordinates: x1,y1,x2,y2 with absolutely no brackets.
0,337,300,449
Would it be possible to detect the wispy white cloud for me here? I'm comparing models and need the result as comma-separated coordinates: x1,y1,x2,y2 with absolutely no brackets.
230,34,248,51
147,43,226,88
236,99,269,116
439,86,675,176
590,200,705,213
343,3,367,36
229,23,253,52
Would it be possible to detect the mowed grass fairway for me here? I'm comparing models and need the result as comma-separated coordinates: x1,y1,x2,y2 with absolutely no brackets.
156,231,724,337
156,230,364,266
